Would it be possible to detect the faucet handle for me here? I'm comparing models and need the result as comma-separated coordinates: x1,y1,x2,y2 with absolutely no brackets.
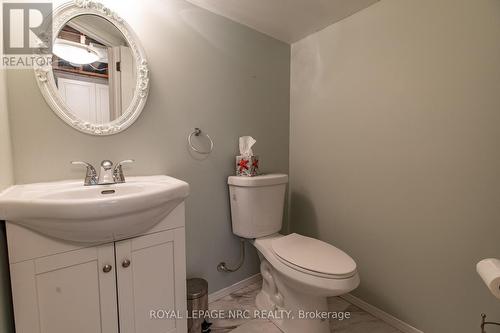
71,161,94,167
116,159,134,166
113,160,135,183
71,161,98,186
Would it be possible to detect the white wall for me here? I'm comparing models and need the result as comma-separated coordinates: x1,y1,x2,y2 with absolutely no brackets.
290,0,500,332
0,69,14,332
6,0,290,295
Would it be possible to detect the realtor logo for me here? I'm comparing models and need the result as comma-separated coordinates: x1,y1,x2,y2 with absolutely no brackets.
3,3,52,55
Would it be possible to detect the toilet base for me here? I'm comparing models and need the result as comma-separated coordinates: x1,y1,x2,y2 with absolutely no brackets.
256,257,330,333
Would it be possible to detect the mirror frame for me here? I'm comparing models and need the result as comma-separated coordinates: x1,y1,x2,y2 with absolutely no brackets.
33,0,150,136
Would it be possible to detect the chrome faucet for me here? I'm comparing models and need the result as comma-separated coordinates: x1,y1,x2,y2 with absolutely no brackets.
98,160,115,185
71,159,134,186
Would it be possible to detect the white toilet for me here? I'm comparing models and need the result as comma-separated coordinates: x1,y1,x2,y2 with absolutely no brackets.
228,174,360,333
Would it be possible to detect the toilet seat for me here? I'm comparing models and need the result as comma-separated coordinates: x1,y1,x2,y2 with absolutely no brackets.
271,233,357,279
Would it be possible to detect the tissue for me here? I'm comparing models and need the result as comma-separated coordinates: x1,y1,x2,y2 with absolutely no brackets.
477,258,500,299
236,136,259,176
239,136,256,157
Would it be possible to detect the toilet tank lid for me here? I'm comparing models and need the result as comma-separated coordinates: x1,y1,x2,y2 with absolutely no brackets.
228,174,288,187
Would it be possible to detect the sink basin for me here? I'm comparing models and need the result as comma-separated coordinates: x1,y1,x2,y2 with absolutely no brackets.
0,175,189,243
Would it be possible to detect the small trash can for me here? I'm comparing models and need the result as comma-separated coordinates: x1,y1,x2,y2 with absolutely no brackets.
187,278,211,333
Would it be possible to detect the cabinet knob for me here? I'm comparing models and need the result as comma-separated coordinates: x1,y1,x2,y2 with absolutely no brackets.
102,264,113,273
122,259,131,268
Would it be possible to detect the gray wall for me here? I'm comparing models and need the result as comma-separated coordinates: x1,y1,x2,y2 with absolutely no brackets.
0,71,13,190
290,0,500,332
0,70,15,333
7,0,290,294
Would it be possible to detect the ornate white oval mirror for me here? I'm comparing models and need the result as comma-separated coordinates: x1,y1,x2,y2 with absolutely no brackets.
34,0,149,135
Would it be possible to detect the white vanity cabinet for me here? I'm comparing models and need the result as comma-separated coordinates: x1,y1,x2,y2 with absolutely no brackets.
6,204,187,333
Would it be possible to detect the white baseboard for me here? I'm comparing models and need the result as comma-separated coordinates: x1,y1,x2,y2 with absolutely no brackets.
341,294,423,333
208,273,262,303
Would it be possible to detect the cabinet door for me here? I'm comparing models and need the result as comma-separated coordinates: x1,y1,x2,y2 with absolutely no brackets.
10,244,119,333
95,83,110,124
115,228,187,333
57,78,97,123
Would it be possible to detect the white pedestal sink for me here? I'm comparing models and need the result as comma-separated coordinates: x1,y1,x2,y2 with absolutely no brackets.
0,175,189,243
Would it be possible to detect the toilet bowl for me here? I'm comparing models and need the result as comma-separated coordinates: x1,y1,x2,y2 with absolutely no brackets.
252,234,359,333
228,174,360,333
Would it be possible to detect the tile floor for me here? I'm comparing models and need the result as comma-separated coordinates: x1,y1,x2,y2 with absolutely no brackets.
209,280,402,333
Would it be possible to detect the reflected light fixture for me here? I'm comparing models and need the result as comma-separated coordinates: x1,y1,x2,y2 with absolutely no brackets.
53,38,100,65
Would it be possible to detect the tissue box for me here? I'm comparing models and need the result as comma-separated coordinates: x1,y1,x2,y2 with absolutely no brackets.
236,155,259,176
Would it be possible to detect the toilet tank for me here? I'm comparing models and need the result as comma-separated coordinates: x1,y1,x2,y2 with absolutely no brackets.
228,174,288,239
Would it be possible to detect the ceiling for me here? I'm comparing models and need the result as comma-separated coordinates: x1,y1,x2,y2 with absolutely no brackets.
185,0,380,44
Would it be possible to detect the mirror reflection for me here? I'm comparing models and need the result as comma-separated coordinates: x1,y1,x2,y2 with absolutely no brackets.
52,14,136,124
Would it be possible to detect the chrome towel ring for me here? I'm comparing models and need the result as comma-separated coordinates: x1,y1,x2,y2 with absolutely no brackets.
188,128,214,154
